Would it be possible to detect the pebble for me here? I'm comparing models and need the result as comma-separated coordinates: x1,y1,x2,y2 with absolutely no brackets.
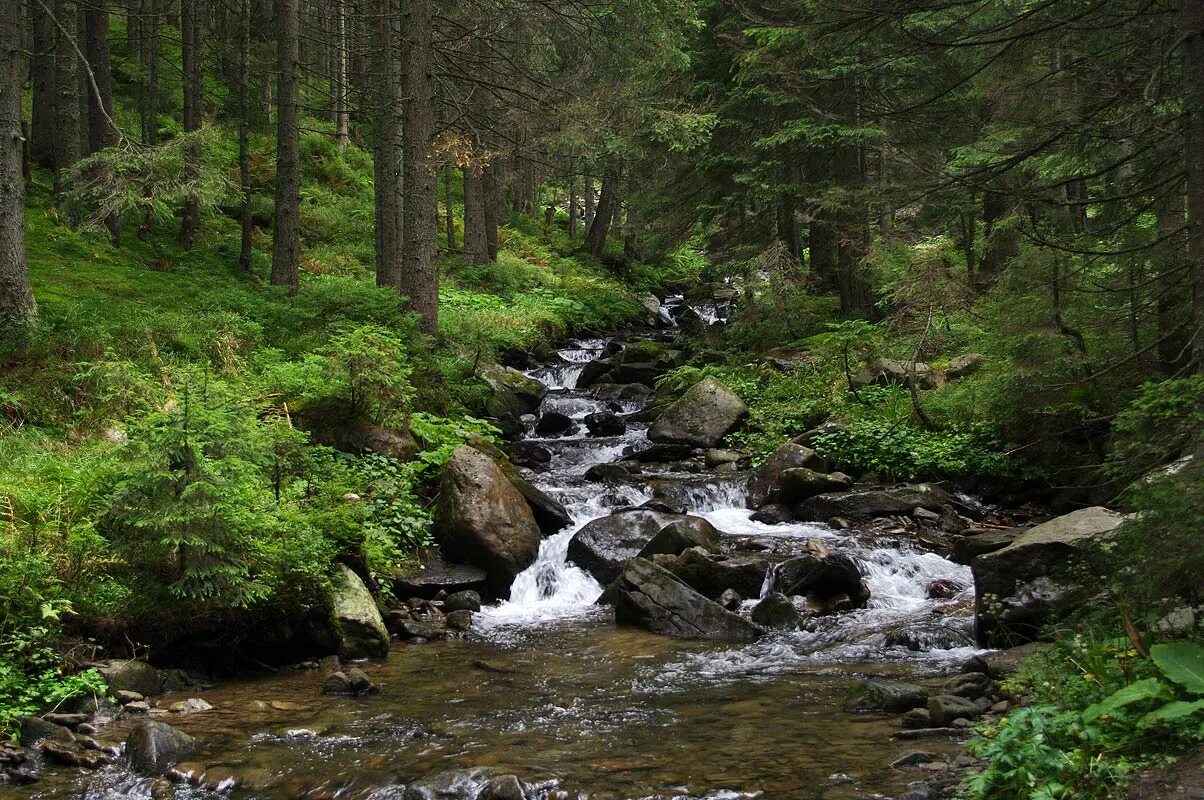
124,701,151,714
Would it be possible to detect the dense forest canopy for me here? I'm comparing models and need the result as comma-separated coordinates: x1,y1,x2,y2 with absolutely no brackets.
2,0,1204,798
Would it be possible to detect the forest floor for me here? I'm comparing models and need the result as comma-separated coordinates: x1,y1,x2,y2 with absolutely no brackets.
1127,748,1204,799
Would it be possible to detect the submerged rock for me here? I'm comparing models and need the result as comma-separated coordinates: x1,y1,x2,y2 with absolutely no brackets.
435,446,542,596
331,564,390,659
648,377,748,448
609,558,764,641
843,680,929,713
972,507,1125,647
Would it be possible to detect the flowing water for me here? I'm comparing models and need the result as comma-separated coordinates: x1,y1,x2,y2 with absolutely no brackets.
8,330,982,800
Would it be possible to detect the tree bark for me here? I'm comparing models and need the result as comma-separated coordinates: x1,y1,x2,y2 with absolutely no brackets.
979,186,1020,291
372,0,402,289
270,0,300,293
399,0,438,332
443,165,456,251
2,0,34,330
237,0,252,269
333,0,349,149
567,167,578,239
85,0,120,242
52,0,81,208
585,166,617,260
463,161,489,265
583,174,594,230
482,161,498,261
30,0,55,168
179,0,203,246
142,0,159,144
809,213,836,289
1183,0,1204,374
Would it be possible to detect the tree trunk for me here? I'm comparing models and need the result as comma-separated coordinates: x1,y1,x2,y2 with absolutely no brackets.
85,0,120,242
583,175,595,231
52,0,81,209
585,167,616,260
567,168,578,239
399,0,438,332
179,0,202,246
463,161,489,265
482,161,498,261
142,0,159,144
980,186,1020,291
832,131,873,316
372,0,402,289
30,0,55,168
776,197,801,268
1,0,35,331
237,0,252,270
1184,0,1204,374
333,0,349,149
270,0,300,293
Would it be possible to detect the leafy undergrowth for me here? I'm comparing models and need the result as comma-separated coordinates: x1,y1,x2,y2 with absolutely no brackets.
964,633,1204,800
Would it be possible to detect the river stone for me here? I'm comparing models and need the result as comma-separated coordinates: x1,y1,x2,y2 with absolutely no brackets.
18,717,74,747
664,547,773,600
609,558,765,641
331,564,389,659
125,721,196,775
842,680,928,712
854,358,939,390
567,507,679,584
795,484,954,522
943,672,993,699
480,365,547,418
436,446,542,596
950,529,1021,564
637,518,722,559
648,377,748,449
444,590,482,613
749,503,793,525
393,551,489,600
480,774,527,800
719,588,742,610
927,694,986,727
534,411,575,436
747,443,826,508
96,659,162,697
584,411,626,437
614,362,664,387
771,553,870,612
962,642,1043,679
776,468,853,505
750,592,799,630
972,507,1125,646
575,358,616,389
404,767,495,800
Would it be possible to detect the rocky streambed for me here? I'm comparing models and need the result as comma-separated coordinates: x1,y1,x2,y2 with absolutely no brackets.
3,297,1124,800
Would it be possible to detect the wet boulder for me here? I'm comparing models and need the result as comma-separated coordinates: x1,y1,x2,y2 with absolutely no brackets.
795,484,954,522
664,547,773,600
480,365,548,418
444,590,482,613
332,564,389,659
637,518,722,559
972,507,1125,647
950,528,1022,565
609,558,765,641
584,411,626,437
776,468,852,505
751,592,799,630
502,442,552,471
842,679,929,712
575,358,617,389
465,435,571,536
589,382,652,406
614,362,665,387
750,503,794,525
435,446,542,596
747,442,826,508
534,411,575,436
125,721,196,775
96,659,162,697
771,554,870,612
392,551,489,600
567,507,680,584
404,767,496,800
648,377,748,449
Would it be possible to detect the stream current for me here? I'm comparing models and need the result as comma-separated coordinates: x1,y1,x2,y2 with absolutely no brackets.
9,320,984,800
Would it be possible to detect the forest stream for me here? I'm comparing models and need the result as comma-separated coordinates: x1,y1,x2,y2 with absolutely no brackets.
8,308,983,800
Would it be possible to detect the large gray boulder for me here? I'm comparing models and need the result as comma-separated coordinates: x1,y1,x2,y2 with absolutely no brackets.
332,564,389,659
637,518,722,559
795,484,954,522
480,365,547,418
96,659,162,697
973,507,1125,647
609,558,765,641
648,377,748,448
465,434,571,535
770,553,870,612
392,550,489,600
566,507,680,585
747,442,826,507
125,721,196,775
842,679,929,712
853,358,939,390
435,446,542,596
776,468,852,505
664,547,774,600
